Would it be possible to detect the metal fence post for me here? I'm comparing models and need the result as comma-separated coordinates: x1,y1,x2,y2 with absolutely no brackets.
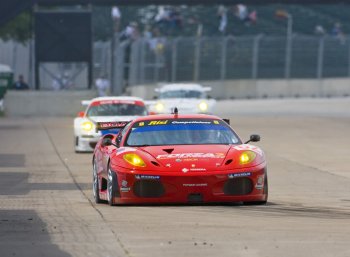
114,42,126,95
139,39,146,85
285,15,293,79
252,35,262,79
128,40,138,87
220,37,228,81
171,38,179,82
317,36,324,79
193,37,202,81
154,46,160,83
347,37,350,77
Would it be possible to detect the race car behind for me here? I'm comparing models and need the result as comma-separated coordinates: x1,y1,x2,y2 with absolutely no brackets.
74,96,148,152
147,83,216,114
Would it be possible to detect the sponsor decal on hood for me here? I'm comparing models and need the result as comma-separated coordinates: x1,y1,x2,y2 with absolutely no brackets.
156,152,225,160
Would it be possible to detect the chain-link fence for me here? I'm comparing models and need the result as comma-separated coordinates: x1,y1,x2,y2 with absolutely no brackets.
2,35,350,92
109,35,350,93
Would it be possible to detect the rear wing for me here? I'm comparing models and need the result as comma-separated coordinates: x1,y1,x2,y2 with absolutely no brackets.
96,121,129,131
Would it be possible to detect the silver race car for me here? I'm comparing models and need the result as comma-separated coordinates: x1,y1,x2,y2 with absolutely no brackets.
148,83,216,114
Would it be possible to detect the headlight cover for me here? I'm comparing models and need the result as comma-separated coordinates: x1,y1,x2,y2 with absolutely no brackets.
198,101,208,112
81,121,94,132
123,153,146,167
239,151,256,165
155,102,165,113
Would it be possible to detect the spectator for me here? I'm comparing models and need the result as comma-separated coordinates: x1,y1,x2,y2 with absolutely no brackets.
218,5,228,34
111,6,121,32
155,6,170,24
148,28,166,54
120,22,140,41
331,22,345,44
169,7,183,29
315,25,326,36
235,4,248,22
95,74,110,96
13,75,29,90
248,10,257,24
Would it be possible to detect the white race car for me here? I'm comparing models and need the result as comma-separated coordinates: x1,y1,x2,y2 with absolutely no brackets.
148,83,216,114
74,96,148,152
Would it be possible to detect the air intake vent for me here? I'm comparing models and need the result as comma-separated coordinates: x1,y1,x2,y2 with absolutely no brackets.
223,177,253,195
187,193,203,203
89,142,97,149
151,161,160,166
225,159,233,165
163,148,174,154
133,180,165,198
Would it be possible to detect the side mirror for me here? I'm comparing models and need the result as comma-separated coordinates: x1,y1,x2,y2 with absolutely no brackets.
244,134,260,144
223,119,230,125
77,111,85,118
101,138,114,147
115,137,121,148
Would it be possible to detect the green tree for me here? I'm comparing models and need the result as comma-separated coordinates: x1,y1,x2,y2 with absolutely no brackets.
0,12,32,43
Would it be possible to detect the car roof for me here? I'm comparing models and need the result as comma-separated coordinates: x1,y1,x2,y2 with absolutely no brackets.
132,114,221,122
157,83,207,92
91,96,145,102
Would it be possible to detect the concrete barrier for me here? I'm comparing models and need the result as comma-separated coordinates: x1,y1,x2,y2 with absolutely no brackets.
4,90,97,117
4,78,350,117
126,78,350,99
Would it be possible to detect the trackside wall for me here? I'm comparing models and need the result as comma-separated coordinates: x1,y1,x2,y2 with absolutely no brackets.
4,90,97,116
126,78,350,100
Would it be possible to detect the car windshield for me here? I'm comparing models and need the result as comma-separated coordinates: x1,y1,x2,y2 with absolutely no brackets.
159,90,205,99
87,104,147,116
126,119,240,146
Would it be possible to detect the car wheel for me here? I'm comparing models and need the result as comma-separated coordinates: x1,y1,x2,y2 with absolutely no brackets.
107,165,119,206
93,159,102,203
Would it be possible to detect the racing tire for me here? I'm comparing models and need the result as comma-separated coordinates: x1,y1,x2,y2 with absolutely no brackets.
107,165,119,206
93,159,102,204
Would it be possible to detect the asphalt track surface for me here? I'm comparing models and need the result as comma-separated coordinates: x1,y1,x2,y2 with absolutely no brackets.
1,98,350,257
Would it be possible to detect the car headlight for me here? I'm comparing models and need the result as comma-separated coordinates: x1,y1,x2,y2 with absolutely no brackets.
239,151,256,165
155,102,165,113
81,121,94,132
198,101,208,112
123,153,146,167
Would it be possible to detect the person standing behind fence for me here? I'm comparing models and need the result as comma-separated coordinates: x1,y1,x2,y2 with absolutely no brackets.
95,74,110,96
13,75,29,90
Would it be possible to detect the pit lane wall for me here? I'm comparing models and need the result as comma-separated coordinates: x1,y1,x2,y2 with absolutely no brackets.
126,78,350,99
4,90,97,116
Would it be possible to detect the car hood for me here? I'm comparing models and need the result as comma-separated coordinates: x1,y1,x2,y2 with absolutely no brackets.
88,116,137,123
140,145,231,171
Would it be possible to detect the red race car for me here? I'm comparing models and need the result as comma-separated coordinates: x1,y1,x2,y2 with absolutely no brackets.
92,113,268,205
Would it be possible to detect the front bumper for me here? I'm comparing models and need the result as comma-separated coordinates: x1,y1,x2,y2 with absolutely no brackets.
75,135,99,152
107,164,267,204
